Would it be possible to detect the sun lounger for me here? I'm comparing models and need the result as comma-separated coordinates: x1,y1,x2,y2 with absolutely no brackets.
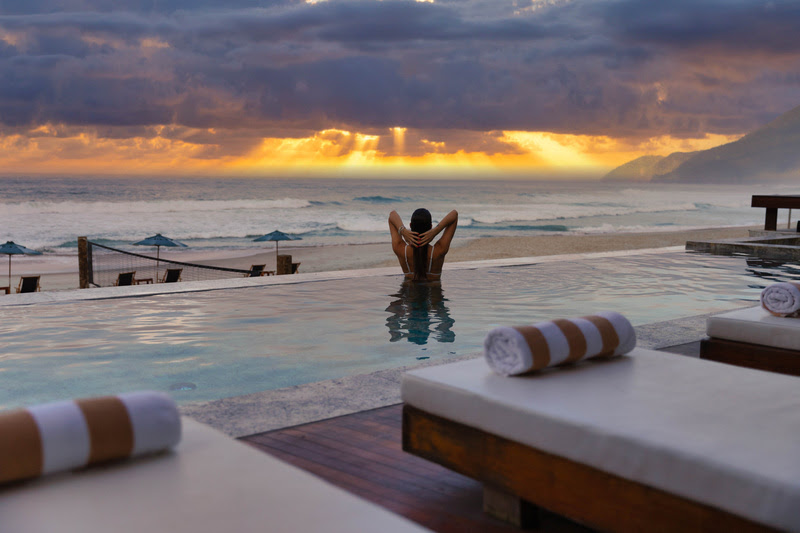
701,306,800,376
402,348,800,532
114,272,136,286
248,264,266,277
160,268,182,283
0,417,429,533
16,276,41,293
246,264,274,277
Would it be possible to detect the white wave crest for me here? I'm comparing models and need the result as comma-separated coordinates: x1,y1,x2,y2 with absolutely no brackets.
573,223,735,234
469,201,700,224
335,215,387,233
0,198,312,217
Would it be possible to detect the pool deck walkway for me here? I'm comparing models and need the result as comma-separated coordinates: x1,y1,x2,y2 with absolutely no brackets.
240,342,700,533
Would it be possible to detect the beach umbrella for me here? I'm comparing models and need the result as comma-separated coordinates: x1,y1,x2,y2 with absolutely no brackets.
1,241,42,288
253,230,301,268
133,233,187,273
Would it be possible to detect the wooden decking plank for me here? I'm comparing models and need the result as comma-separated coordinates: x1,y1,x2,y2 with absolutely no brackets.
286,423,480,492
272,413,475,480
248,409,463,479
246,439,469,528
257,429,471,500
280,419,451,477
301,417,400,449
276,424,464,484
241,403,589,532
247,439,514,532
311,412,402,442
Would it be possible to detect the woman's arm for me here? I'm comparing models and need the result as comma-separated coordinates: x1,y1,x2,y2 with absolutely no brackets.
388,210,420,253
420,210,458,254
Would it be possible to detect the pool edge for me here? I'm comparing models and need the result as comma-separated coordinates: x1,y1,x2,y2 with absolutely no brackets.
0,246,685,307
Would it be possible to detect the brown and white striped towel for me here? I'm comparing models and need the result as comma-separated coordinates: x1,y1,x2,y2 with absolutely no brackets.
484,311,636,376
761,282,800,317
0,391,181,485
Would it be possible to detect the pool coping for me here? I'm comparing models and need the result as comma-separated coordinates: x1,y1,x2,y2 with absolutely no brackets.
0,245,684,306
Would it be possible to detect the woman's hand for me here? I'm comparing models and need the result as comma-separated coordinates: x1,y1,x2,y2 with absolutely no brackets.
402,228,422,247
417,227,438,246
418,210,457,247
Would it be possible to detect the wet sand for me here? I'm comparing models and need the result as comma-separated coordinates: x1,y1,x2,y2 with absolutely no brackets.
5,226,756,292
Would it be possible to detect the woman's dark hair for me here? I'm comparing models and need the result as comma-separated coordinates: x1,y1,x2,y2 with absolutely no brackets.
409,208,432,281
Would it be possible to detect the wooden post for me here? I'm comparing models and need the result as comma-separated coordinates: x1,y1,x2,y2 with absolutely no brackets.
483,486,539,528
77,236,90,289
765,208,778,231
276,254,292,275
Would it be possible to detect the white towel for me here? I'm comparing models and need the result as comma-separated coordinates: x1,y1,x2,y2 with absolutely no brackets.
484,311,636,376
761,282,800,317
0,391,181,485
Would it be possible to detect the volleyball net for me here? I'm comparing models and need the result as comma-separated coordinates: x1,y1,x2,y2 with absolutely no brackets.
84,241,255,287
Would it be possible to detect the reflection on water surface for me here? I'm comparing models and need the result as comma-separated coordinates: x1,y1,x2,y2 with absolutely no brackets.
385,281,455,345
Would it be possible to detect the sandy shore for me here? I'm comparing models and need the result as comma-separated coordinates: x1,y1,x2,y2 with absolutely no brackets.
4,226,757,292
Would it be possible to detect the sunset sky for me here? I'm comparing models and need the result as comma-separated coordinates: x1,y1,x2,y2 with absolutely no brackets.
1,0,798,178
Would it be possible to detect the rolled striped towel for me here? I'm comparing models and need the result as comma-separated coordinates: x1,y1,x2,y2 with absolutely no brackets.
484,311,636,376
0,391,181,485
761,282,800,317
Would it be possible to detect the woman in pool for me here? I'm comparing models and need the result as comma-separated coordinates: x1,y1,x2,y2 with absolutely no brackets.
389,208,458,281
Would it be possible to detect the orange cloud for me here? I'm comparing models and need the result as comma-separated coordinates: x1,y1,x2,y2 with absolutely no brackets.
0,123,742,178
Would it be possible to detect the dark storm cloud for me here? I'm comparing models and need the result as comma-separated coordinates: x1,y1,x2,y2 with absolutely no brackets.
0,0,293,16
1,0,799,140
601,0,800,55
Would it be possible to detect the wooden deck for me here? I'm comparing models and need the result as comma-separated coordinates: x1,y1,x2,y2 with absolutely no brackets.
241,343,701,532
242,404,591,532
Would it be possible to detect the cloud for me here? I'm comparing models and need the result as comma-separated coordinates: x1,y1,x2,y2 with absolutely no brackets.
0,0,798,149
603,0,800,55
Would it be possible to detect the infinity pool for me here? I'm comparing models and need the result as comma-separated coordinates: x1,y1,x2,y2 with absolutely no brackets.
1,251,798,410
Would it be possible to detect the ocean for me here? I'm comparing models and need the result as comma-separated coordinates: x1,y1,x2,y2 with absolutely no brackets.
0,176,790,257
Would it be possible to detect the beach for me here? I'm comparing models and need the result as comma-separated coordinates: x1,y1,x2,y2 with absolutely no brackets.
8,225,756,292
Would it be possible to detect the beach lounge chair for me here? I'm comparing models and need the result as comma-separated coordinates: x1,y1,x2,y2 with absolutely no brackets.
114,272,136,286
246,264,273,277
402,348,800,532
0,417,428,533
291,262,301,274
16,276,41,293
160,268,182,283
701,306,800,376
248,264,265,276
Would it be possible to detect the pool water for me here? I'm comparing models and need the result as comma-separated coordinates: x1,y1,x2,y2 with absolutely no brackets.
1,251,798,409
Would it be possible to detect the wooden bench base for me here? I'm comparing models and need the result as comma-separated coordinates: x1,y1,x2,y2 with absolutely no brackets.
700,338,800,376
402,404,778,532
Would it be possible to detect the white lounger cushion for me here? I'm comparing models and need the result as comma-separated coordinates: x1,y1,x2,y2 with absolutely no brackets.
707,305,800,350
0,418,428,533
402,349,800,532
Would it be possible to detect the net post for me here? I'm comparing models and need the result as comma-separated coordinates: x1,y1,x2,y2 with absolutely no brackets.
78,236,91,289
